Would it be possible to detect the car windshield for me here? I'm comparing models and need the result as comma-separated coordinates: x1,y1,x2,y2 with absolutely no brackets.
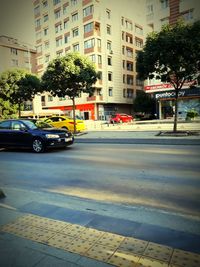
22,120,53,129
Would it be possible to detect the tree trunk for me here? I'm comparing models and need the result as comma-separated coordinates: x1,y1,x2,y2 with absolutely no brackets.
72,97,76,133
173,89,179,132
18,102,21,118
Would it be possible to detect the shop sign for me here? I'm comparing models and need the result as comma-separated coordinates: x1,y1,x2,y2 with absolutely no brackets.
155,87,200,100
145,81,197,92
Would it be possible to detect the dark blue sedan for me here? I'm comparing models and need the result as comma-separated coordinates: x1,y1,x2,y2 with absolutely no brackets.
0,119,74,153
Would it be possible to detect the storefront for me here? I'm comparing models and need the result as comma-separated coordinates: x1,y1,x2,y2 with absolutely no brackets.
154,87,200,119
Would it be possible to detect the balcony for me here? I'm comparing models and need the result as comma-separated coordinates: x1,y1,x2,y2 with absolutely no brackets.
87,95,103,102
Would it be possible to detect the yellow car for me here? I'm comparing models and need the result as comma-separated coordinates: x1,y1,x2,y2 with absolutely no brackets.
44,116,86,132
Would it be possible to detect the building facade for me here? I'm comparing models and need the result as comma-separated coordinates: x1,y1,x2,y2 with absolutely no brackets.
145,0,200,119
33,0,146,120
0,35,37,74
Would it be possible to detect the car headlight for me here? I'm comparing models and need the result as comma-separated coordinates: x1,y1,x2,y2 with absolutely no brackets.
45,134,60,139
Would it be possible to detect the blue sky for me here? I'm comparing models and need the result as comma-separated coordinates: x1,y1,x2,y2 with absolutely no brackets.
0,0,35,45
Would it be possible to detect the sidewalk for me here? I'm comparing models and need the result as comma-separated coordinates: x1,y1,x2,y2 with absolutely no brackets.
1,187,200,267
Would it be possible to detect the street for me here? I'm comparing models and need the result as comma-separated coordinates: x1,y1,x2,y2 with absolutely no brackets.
0,143,200,236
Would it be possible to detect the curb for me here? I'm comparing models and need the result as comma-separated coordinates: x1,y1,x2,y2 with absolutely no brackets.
75,138,200,145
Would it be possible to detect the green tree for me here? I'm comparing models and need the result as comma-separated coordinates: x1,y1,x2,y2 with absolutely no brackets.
0,69,41,117
136,20,200,132
133,91,155,116
42,52,99,133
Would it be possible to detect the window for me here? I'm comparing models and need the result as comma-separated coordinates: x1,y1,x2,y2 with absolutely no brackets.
11,59,18,66
11,48,17,55
84,38,95,49
127,61,133,71
127,89,133,98
56,50,63,56
127,75,133,85
126,48,133,57
107,41,112,51
63,5,67,14
37,45,42,53
123,89,126,98
43,1,48,8
64,35,70,43
53,0,61,5
54,9,61,19
107,57,112,65
108,87,113,96
34,6,40,16
44,41,49,49
135,25,143,35
72,27,79,37
84,22,93,33
37,57,43,65
182,10,193,21
106,9,110,19
64,20,69,29
45,54,50,62
98,55,102,64
136,78,144,86
108,72,112,81
55,23,62,33
56,37,62,47
135,38,143,48
73,43,79,51
89,54,96,62
48,95,53,101
160,17,169,26
44,14,48,22
72,12,78,22
35,19,41,27
97,39,101,48
125,20,132,30
44,28,48,36
71,0,77,5
83,5,93,17
161,0,169,9
107,25,111,35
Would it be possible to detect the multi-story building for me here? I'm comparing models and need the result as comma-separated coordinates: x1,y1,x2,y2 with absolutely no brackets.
0,35,37,74
33,0,146,120
145,0,200,119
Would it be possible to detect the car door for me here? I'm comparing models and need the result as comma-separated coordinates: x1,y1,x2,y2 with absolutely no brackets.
10,121,32,147
0,121,12,146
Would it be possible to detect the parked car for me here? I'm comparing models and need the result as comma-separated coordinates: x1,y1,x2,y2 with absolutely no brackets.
110,113,134,124
44,116,86,132
0,119,74,153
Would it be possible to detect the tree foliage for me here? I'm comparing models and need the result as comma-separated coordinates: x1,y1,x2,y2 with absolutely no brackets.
133,91,155,115
136,20,200,131
42,52,99,132
0,69,41,117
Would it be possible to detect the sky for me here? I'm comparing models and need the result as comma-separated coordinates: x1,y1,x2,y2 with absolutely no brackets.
0,0,35,45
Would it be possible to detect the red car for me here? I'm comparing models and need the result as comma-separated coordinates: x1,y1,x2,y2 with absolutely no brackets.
110,113,134,124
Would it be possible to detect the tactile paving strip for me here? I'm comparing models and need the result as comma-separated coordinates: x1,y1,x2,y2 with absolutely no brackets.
1,214,200,267
143,242,173,262
108,249,140,267
170,249,200,267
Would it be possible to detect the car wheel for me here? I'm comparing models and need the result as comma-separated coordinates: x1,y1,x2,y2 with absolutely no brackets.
62,126,69,130
32,138,45,153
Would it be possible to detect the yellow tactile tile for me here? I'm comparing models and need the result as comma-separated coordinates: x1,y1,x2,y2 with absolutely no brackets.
170,249,200,267
143,242,173,262
65,239,93,254
85,243,115,262
96,232,125,249
47,233,75,250
119,237,148,255
136,256,168,267
1,214,200,267
108,249,140,267
61,223,86,237
79,227,104,242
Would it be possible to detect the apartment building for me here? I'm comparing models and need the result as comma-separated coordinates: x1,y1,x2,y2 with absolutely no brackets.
33,0,146,120
0,35,37,74
145,0,200,119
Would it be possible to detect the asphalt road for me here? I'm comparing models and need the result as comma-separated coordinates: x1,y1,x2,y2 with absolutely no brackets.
0,143,200,219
